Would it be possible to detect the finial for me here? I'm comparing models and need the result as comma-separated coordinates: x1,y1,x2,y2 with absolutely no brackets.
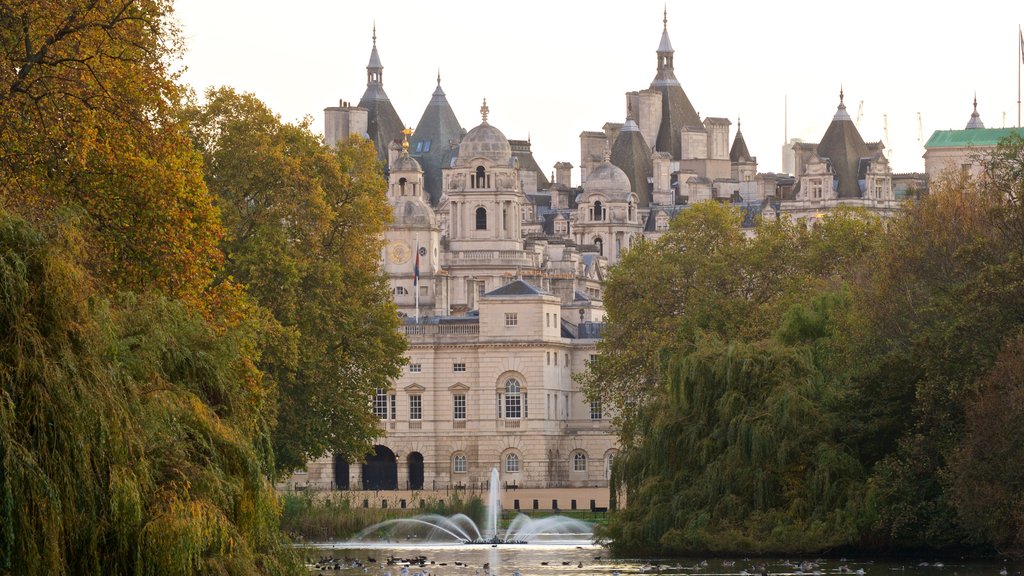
401,127,413,152
372,22,377,46
839,85,845,105
480,98,489,123
437,69,441,86
737,115,741,132
663,4,668,29
973,92,978,112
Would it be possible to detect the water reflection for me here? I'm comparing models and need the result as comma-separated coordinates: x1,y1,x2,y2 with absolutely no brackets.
305,544,1016,576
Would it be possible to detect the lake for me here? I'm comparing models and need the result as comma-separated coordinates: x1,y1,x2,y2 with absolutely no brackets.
304,543,1016,576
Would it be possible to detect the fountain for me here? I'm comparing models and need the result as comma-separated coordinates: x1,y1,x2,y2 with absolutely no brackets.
350,468,594,545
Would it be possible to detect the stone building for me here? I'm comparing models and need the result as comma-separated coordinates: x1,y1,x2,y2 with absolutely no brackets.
924,97,1023,181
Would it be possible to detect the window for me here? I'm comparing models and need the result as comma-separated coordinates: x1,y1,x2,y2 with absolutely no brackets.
410,395,422,420
453,394,466,420
373,388,388,419
553,352,558,365
546,352,550,365
656,216,669,231
810,178,823,199
573,452,587,472
453,454,467,473
453,362,466,372
475,207,487,230
505,312,518,327
593,201,603,221
546,313,550,327
504,379,522,419
590,401,602,420
565,354,570,367
409,363,421,373
474,166,487,188
393,286,409,295
505,453,520,473
606,453,615,479
594,237,603,255
390,394,396,420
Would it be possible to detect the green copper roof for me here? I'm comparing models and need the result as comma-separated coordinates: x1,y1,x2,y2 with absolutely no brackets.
924,127,1022,148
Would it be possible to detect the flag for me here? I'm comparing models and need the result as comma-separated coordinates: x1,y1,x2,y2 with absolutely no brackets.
413,240,420,287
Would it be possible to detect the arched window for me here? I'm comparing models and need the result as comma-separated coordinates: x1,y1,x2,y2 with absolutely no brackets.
476,207,487,230
399,177,407,196
605,452,615,480
628,200,634,221
504,379,521,419
505,453,520,473
453,454,467,473
573,452,587,472
594,237,603,256
593,200,603,221
475,166,486,188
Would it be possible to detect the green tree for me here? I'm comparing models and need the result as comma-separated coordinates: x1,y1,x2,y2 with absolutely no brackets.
184,88,406,474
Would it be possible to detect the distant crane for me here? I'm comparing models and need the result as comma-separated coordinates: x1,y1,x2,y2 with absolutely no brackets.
857,101,865,127
883,114,892,162
916,112,923,144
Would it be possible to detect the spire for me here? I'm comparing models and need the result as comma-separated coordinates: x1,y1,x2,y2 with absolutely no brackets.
366,25,383,86
833,86,851,121
730,116,753,163
966,92,986,129
432,69,445,98
658,7,674,55
480,98,489,123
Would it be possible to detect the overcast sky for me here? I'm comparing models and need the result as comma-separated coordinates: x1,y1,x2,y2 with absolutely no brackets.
172,0,1022,178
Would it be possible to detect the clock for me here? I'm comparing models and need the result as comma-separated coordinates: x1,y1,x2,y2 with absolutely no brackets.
389,241,411,264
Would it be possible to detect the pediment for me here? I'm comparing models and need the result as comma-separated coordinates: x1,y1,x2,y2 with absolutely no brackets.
448,383,470,392
404,383,426,393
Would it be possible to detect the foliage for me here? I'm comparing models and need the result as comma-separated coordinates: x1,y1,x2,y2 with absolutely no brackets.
0,0,224,303
182,88,406,474
0,211,302,575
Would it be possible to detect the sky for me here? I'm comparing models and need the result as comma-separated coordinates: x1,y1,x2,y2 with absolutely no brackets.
171,0,1023,178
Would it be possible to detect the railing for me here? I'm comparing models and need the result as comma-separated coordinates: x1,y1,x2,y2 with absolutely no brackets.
452,420,466,429
501,420,521,429
446,250,541,267
402,323,480,337
408,421,421,430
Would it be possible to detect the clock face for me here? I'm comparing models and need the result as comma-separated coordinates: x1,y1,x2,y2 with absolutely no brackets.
389,241,411,264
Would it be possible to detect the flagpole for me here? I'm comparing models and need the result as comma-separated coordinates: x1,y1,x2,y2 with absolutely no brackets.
1018,25,1022,127
414,235,420,323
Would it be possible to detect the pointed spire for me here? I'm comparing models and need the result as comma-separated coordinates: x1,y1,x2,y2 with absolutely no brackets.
966,92,986,129
437,69,441,86
737,115,742,133
833,86,851,121
658,7,674,54
366,25,383,84
480,98,489,123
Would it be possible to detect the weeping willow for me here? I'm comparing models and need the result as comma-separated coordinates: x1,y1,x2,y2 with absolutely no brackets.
0,212,301,574
603,293,870,556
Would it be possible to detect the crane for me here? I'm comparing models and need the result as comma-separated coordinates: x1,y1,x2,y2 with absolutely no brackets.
883,114,892,162
857,101,864,127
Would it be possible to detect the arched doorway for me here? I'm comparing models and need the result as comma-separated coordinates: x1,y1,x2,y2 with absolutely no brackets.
362,445,397,490
333,454,349,490
407,452,424,490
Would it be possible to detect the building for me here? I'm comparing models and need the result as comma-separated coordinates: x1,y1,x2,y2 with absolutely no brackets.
293,11,924,496
924,97,1023,181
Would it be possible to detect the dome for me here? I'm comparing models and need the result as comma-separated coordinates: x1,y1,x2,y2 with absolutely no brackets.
392,152,422,173
457,122,512,165
584,161,632,202
392,196,435,228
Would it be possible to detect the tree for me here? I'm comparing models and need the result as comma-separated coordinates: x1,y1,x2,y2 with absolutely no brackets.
184,88,406,474
0,0,224,303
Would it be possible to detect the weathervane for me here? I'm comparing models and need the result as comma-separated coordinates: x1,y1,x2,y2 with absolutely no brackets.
402,127,414,152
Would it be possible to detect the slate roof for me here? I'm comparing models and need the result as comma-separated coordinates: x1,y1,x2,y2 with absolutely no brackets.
510,139,551,189
610,119,653,207
650,16,703,158
358,37,405,164
484,279,551,297
410,78,463,206
730,123,754,163
817,93,870,199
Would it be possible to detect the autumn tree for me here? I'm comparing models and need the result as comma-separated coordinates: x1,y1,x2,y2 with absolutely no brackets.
183,88,406,474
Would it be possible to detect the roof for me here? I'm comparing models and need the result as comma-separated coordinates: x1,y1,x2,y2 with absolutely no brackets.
484,279,551,297
729,125,754,163
509,139,551,189
816,93,870,199
649,15,702,157
410,78,463,206
610,120,653,206
924,127,1022,149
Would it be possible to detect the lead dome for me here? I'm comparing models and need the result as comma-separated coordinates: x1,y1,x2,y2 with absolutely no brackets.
584,160,633,202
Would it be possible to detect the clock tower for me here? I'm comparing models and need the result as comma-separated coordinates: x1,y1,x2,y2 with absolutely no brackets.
384,130,446,318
